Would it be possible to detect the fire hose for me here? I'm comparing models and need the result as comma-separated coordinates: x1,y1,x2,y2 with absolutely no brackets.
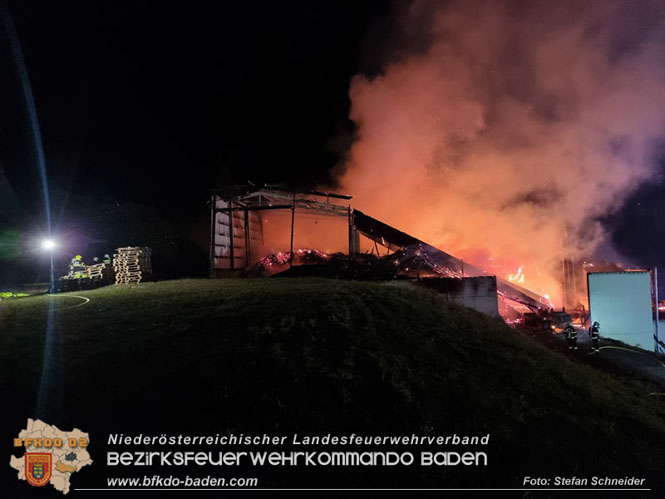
590,345,665,397
592,345,665,369
47,295,90,311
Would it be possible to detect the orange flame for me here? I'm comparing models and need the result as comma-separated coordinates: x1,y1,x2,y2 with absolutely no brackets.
508,266,525,285
335,1,665,308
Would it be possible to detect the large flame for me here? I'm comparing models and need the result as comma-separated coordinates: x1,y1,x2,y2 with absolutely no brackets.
338,0,665,306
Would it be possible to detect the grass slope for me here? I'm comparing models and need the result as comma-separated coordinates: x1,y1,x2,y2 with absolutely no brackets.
1,278,664,491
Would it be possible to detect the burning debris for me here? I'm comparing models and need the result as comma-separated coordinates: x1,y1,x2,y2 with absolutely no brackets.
388,245,463,279
262,244,463,281
247,248,332,276
261,248,331,267
261,252,293,267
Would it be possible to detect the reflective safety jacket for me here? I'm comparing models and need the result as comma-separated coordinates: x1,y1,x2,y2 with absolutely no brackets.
69,256,87,278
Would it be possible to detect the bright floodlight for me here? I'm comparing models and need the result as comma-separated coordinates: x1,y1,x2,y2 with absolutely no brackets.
41,239,56,251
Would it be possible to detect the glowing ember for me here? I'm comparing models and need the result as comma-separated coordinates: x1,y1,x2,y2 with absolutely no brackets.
296,248,330,259
260,248,331,267
260,252,292,266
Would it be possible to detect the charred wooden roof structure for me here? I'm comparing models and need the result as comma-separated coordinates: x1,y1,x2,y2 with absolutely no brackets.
210,184,550,310
210,185,353,272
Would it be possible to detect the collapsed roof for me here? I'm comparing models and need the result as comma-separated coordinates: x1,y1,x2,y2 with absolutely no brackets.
210,185,550,310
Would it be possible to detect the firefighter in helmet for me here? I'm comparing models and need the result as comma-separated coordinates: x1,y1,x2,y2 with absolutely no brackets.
69,254,87,279
564,323,578,350
92,254,111,265
590,321,600,353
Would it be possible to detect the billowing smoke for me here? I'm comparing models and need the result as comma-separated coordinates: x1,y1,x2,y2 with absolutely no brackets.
339,0,665,303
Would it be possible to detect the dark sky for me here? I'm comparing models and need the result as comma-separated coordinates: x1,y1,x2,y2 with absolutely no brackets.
0,1,389,222
0,0,664,283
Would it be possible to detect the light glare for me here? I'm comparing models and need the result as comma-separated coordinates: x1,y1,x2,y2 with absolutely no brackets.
41,239,56,250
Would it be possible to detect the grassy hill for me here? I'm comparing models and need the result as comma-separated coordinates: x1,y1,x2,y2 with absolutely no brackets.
1,278,664,493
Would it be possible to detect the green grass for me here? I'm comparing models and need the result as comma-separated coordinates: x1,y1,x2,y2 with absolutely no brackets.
1,278,664,490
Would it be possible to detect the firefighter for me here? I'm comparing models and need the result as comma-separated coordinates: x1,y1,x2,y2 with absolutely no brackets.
564,323,578,350
68,255,80,276
69,254,87,279
103,253,111,265
590,321,600,352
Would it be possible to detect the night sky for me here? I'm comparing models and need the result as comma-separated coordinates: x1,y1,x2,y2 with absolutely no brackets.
0,1,664,286
0,2,389,210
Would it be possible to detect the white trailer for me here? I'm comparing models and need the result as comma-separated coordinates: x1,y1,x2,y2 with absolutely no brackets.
587,271,656,351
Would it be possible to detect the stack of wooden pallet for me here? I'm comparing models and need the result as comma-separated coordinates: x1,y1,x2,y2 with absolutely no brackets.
87,263,114,284
113,247,153,284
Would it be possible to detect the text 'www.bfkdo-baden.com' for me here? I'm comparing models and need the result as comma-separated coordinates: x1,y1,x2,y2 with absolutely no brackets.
105,475,258,489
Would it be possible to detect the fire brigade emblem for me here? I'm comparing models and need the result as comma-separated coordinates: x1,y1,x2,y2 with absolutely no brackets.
25,453,52,487
11,419,93,494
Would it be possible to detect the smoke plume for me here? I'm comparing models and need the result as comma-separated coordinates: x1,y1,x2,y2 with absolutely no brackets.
339,0,665,303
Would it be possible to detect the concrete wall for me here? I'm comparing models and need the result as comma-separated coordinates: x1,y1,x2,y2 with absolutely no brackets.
419,276,500,317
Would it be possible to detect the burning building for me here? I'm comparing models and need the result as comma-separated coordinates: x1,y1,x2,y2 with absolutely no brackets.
209,1,665,339
335,0,665,310
209,184,552,320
